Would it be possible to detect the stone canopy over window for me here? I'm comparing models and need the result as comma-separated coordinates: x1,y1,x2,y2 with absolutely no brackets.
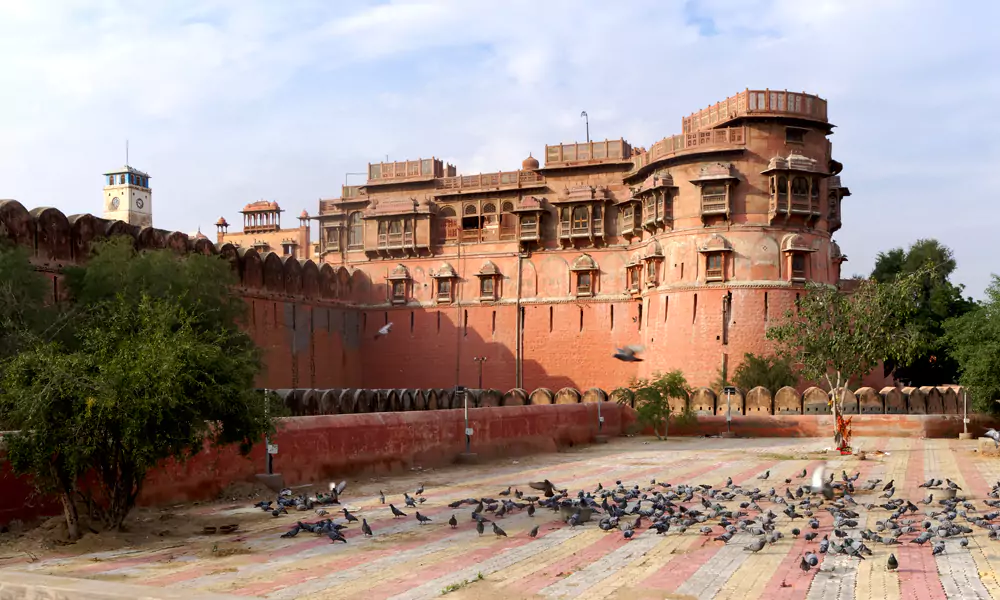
690,163,738,225
387,263,411,304
476,260,501,301
642,240,663,286
626,252,642,293
431,262,457,303
781,234,815,282
698,234,732,282
570,253,599,297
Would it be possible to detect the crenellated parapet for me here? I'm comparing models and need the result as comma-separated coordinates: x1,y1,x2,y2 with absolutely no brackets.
272,384,971,416
0,200,358,303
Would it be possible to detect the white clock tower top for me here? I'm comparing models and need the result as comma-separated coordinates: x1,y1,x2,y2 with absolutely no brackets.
102,165,152,228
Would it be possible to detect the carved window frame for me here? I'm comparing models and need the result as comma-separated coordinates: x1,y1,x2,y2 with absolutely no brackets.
705,252,725,282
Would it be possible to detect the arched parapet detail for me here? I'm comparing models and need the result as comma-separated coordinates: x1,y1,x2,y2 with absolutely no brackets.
136,226,165,251
581,388,608,404
281,255,302,296
903,386,926,414
774,386,802,414
802,387,830,414
939,386,959,414
338,267,353,297
320,389,341,415
882,386,906,414
261,251,284,293
165,231,189,254
554,387,581,404
856,387,882,414
338,389,358,414
433,388,453,410
0,200,35,249
193,237,217,256
412,389,427,411
610,387,635,408
238,247,264,289
529,387,554,405
68,214,101,262
372,389,394,412
479,389,503,407
834,387,858,414
689,387,716,415
502,388,527,406
301,260,320,297
667,390,688,415
398,389,415,411
273,388,299,414
319,263,336,299
454,389,476,409
349,268,367,302
714,388,744,416
920,386,943,413
301,388,322,416
745,386,773,414
104,219,138,242
354,389,373,413
30,207,71,263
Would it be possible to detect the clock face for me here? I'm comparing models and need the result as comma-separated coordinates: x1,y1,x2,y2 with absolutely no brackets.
110,197,120,210
136,198,145,209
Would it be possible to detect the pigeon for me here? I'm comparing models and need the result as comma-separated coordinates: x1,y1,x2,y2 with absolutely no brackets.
379,491,385,504
529,525,539,538
745,538,766,553
374,323,393,340
389,504,407,518
529,480,558,497
932,541,945,555
887,553,898,571
449,514,458,528
415,512,432,525
361,518,373,537
476,520,485,536
493,522,508,537
528,504,536,517
342,508,359,523
986,429,1000,448
800,555,812,572
758,470,770,480
613,345,644,362
327,529,347,543
415,484,425,496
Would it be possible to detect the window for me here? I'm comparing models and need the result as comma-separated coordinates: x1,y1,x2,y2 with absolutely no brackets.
439,206,458,241
480,277,495,300
627,266,640,292
577,272,592,296
348,212,363,249
437,279,452,302
791,254,807,280
646,260,658,285
785,127,806,143
706,253,724,281
282,243,294,257
791,177,809,209
572,206,589,232
520,214,538,239
392,281,406,303
388,219,402,246
325,227,340,250
702,184,726,213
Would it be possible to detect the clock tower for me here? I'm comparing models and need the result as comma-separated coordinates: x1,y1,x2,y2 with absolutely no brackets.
102,165,152,228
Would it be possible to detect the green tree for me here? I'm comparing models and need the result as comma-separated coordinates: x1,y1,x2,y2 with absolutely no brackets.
945,275,1000,413
0,238,277,539
766,267,929,421
731,353,797,392
871,239,974,385
629,370,689,440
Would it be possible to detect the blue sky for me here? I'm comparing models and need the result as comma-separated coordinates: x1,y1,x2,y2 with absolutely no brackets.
1,0,998,297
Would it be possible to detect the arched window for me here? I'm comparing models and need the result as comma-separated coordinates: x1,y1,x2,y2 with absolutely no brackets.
482,202,497,213
440,206,457,217
438,206,458,242
501,201,514,213
777,176,788,208
347,212,363,249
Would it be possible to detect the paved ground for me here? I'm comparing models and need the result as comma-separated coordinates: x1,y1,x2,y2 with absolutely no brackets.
3,436,1000,599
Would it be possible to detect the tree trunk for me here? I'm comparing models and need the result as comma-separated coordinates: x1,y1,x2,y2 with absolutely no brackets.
59,490,80,541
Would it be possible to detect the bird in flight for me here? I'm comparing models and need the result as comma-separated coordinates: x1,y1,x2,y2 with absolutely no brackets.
375,323,393,340
613,345,644,362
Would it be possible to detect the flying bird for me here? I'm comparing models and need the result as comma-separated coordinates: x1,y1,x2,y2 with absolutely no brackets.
986,429,1000,448
375,323,393,340
613,345,644,362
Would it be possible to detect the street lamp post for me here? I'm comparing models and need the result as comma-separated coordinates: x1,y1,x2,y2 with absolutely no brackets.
457,385,470,454
580,111,590,143
473,356,487,389
263,389,273,475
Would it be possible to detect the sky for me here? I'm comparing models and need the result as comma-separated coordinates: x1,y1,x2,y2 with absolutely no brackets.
1,0,998,297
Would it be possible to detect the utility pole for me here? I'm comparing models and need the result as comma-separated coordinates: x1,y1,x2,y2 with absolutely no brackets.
580,111,590,143
473,356,487,389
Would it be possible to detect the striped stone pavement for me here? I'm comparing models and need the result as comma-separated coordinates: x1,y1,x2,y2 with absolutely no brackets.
3,436,1000,599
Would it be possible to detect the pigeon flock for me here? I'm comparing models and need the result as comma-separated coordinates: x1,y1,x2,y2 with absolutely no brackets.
251,461,1000,578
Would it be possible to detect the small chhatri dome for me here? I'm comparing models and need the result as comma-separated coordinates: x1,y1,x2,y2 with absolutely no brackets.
216,217,229,226
194,227,208,240
521,153,540,170
300,209,309,218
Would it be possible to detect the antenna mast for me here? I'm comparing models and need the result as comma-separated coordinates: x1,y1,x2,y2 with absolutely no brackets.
126,139,129,166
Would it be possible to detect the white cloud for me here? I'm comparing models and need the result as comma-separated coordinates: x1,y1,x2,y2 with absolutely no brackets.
0,0,998,296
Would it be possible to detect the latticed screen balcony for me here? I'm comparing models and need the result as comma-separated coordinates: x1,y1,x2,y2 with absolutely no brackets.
519,217,539,241
701,185,727,214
